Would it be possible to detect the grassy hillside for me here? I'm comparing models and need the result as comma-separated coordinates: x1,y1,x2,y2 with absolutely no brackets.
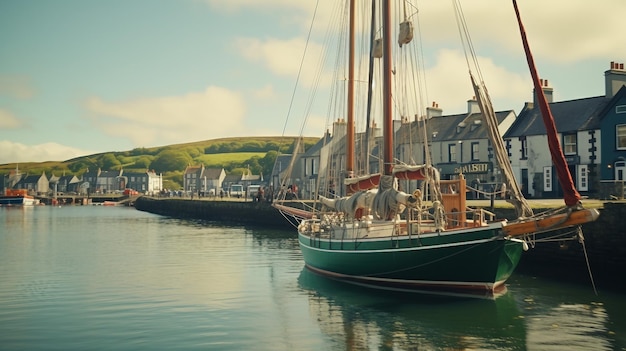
1,136,318,189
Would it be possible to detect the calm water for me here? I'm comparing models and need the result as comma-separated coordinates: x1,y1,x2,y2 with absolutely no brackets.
0,206,624,351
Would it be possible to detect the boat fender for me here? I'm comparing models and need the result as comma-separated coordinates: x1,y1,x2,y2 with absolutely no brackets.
510,238,529,251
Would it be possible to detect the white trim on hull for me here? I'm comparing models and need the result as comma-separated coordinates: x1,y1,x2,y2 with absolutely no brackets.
305,265,508,299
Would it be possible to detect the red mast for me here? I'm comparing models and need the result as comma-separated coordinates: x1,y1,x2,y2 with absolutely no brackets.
512,0,580,207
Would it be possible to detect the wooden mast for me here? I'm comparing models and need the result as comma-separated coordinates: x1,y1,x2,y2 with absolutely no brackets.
346,0,356,180
382,0,393,175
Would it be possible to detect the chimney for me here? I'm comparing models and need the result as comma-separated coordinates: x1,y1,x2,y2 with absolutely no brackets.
426,101,443,118
332,118,347,139
533,78,553,106
467,97,480,114
605,61,626,98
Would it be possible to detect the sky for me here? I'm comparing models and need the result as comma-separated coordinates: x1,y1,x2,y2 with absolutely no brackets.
1,0,625,164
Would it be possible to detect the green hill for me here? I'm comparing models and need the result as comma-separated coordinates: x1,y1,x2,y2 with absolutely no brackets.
0,136,318,190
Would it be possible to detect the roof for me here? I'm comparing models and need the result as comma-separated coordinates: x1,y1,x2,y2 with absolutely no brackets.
184,165,203,174
58,175,79,183
16,174,45,184
201,168,224,179
99,170,122,178
271,154,294,175
504,94,616,138
223,174,240,183
425,110,513,142
301,132,331,158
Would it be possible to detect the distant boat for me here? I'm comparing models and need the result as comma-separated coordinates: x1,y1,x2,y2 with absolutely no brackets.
0,189,39,206
275,0,599,297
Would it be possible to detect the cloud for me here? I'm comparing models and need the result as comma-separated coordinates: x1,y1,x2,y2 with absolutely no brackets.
235,37,328,88
0,108,23,129
0,141,94,164
206,0,313,15
251,85,277,100
425,49,529,114
84,86,247,146
414,1,626,63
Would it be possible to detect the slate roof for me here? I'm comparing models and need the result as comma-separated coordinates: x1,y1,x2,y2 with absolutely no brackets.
503,89,626,138
301,132,331,158
58,175,79,184
184,165,203,174
99,170,122,178
223,174,241,183
271,154,294,176
425,110,513,142
202,168,224,179
15,174,45,186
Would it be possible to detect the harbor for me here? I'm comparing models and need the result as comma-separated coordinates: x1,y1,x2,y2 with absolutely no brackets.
1,205,624,350
135,196,626,294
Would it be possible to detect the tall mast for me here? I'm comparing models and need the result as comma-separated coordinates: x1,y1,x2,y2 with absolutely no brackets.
364,0,377,174
512,0,580,207
382,0,393,175
346,0,356,179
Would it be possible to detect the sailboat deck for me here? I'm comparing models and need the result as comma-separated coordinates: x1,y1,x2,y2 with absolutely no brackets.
299,207,498,240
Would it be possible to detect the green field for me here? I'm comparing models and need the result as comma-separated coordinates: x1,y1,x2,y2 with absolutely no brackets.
195,152,265,167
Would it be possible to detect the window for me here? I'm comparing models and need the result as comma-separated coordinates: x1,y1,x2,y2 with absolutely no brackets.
543,166,552,191
520,137,528,159
577,165,588,191
616,105,626,114
563,134,577,155
617,124,626,150
471,142,479,161
448,144,457,163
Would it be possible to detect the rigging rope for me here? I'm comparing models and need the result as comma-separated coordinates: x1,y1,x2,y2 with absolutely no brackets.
452,0,533,219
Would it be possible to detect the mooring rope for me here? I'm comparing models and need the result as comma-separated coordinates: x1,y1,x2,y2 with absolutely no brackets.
577,226,598,296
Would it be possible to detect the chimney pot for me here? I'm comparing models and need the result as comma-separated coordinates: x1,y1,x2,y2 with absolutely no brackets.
621,63,624,70
611,61,615,69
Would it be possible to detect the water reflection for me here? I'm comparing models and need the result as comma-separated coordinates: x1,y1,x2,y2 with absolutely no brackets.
299,268,622,350
298,268,526,350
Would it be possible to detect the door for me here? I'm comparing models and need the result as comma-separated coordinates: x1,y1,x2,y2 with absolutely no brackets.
521,169,529,197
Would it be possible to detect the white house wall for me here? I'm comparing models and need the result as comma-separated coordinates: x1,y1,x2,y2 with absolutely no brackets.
508,130,599,197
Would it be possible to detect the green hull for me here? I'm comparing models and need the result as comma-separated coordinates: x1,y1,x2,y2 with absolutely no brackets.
299,224,523,295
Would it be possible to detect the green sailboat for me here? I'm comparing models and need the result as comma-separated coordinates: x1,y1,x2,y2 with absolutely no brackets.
276,0,598,298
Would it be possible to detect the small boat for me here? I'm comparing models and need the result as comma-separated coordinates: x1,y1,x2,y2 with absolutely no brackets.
275,0,599,297
0,189,39,206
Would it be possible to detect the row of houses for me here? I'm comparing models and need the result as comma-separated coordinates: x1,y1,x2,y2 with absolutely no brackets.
272,61,626,200
182,165,265,196
3,62,624,201
1,168,164,196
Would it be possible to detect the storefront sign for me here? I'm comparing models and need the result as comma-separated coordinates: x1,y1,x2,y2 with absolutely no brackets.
453,162,492,174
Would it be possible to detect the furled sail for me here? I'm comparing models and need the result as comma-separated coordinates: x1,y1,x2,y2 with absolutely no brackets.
512,0,581,207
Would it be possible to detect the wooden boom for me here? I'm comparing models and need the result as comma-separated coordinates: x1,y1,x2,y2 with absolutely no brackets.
502,208,600,237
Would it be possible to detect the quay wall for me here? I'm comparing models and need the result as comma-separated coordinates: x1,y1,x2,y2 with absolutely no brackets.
135,196,297,229
135,197,626,293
